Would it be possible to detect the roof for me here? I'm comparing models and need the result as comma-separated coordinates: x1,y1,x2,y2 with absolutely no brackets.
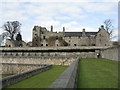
65,32,98,37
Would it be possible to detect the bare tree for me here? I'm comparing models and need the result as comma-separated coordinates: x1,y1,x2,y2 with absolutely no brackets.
104,19,114,39
2,21,21,40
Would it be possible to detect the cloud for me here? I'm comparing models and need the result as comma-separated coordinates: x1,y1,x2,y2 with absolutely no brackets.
1,0,119,2
0,1,118,42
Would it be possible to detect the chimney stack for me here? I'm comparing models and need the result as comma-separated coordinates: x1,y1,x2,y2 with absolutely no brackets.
51,25,53,32
82,28,86,37
63,27,65,33
101,25,104,29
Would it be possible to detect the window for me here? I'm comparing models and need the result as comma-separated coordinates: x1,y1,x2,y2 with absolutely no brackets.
36,44,38,46
57,44,58,46
74,44,76,46
69,36,71,39
43,36,45,39
46,44,48,46
41,44,43,46
99,34,101,36
69,40,71,42
56,36,58,39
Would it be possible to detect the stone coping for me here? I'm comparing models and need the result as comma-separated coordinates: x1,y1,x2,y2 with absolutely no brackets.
0,46,110,51
1,63,46,66
49,56,80,88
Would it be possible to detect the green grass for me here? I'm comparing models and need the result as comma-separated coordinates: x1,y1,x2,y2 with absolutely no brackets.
77,58,118,88
5,65,68,88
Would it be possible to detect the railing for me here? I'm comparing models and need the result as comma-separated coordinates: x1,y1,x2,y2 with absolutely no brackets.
49,56,80,88
1,64,52,88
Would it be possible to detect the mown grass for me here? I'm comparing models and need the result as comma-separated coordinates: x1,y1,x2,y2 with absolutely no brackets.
77,58,119,88
5,65,68,88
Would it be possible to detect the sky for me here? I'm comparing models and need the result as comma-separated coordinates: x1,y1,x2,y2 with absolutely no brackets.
0,0,119,42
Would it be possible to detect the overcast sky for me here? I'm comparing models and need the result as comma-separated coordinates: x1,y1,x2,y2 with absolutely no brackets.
0,0,119,42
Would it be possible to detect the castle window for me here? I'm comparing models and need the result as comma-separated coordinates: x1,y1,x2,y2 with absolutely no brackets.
57,44,58,46
43,36,45,39
69,40,71,42
41,44,43,46
74,44,76,46
9,45,11,47
36,44,38,46
35,34,37,36
56,36,58,39
46,44,48,46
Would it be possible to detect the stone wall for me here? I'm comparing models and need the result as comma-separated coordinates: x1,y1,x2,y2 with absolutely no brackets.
2,57,75,66
1,65,52,88
101,46,119,61
49,56,80,88
1,63,44,74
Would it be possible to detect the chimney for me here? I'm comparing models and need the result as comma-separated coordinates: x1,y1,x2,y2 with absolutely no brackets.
83,28,85,32
63,27,65,32
101,25,104,29
82,28,86,37
51,25,53,32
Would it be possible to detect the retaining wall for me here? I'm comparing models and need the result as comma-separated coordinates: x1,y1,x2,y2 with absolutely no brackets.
1,64,52,88
101,46,119,61
1,63,44,74
49,56,80,88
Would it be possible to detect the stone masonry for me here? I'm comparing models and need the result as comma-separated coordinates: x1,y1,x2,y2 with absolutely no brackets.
32,25,110,47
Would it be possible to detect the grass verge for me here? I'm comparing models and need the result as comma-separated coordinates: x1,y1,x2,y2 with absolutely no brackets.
77,58,118,88
5,65,68,88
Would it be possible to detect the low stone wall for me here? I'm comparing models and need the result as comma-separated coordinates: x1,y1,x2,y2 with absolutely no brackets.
101,46,119,61
1,63,44,74
1,64,52,88
49,57,80,88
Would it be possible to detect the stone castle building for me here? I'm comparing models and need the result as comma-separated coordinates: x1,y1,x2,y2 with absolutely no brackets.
32,25,110,47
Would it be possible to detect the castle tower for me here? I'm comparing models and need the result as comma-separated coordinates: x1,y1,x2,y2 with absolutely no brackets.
32,26,41,47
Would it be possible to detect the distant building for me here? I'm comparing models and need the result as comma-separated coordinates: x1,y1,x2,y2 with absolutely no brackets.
32,25,110,47
5,33,27,47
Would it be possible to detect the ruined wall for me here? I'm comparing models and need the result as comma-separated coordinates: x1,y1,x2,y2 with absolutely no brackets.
101,46,119,61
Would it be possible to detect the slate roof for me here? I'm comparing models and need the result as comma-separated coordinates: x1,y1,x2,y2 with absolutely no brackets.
65,32,98,37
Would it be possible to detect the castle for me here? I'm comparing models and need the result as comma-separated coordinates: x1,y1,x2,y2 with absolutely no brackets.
32,25,110,47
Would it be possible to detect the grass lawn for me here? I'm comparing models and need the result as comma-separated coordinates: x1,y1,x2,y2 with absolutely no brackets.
5,65,68,88
77,58,118,88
